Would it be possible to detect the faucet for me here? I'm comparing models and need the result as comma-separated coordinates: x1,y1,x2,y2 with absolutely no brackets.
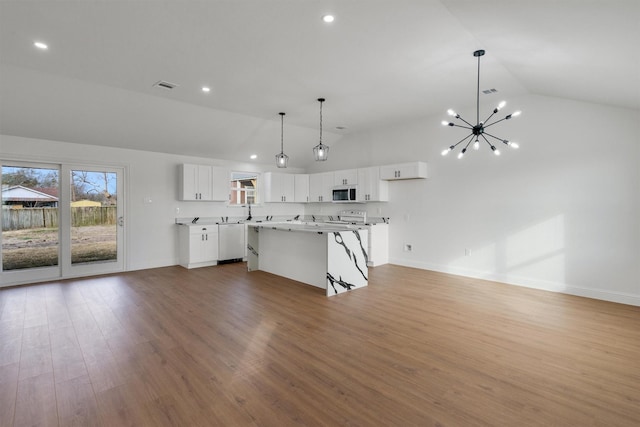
246,203,252,221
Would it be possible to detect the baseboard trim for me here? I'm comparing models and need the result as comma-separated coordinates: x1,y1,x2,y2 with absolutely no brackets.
389,257,640,307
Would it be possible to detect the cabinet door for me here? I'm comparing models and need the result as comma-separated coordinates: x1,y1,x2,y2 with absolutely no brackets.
204,230,218,261
358,167,388,202
281,174,295,202
264,173,295,202
334,169,357,186
294,174,309,203
197,165,213,200
211,167,230,201
380,162,427,180
309,173,324,202
263,172,277,203
180,164,199,201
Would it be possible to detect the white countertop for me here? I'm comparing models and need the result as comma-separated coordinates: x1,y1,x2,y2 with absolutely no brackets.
249,222,368,233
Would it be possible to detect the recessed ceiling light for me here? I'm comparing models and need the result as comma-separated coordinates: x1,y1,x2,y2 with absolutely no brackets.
250,154,257,160
202,86,210,93
322,15,335,23
34,41,48,50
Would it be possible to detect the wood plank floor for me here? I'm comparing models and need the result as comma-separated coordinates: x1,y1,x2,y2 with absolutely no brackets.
1,263,639,426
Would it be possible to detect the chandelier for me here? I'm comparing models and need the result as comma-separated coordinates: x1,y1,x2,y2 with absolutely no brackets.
275,112,288,168
313,98,329,161
441,49,520,159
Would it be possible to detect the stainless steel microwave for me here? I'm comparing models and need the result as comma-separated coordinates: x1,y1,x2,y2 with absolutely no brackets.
332,186,358,202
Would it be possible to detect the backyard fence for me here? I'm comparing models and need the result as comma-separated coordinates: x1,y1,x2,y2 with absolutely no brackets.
2,207,117,230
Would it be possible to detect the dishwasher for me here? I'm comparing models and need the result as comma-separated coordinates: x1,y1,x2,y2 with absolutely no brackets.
218,223,245,263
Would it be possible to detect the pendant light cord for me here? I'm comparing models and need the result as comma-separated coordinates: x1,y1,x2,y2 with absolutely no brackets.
280,113,284,153
318,98,324,144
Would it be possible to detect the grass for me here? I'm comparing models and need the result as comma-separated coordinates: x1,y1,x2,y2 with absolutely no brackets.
2,226,117,270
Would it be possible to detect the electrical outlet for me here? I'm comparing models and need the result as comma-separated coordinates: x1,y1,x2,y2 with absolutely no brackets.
404,244,412,252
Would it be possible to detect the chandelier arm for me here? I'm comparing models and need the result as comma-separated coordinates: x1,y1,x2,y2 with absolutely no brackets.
463,134,475,151
452,133,474,149
483,110,498,125
483,117,507,128
451,124,473,130
482,131,506,143
480,134,494,148
455,115,475,127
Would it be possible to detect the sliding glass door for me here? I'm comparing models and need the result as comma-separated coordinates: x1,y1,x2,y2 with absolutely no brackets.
63,166,124,277
1,161,125,286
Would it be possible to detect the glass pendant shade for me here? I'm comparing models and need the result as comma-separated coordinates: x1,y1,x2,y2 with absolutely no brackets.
314,98,329,161
313,142,329,161
275,152,288,168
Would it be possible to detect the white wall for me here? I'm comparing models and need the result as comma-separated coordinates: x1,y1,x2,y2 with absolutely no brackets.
307,94,640,305
3,94,639,305
1,135,306,274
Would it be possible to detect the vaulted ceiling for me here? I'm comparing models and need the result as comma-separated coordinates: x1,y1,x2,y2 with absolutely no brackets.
1,1,638,168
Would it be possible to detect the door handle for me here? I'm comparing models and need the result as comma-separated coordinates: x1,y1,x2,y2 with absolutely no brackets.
118,216,124,227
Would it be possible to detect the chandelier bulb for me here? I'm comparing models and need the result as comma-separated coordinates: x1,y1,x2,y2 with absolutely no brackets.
508,141,519,149
498,101,506,110
473,140,480,150
441,120,454,126
457,152,464,159
447,109,457,117
441,148,450,156
512,110,522,117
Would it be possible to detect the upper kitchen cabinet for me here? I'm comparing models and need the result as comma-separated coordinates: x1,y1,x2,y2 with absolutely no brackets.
380,162,427,180
211,166,230,201
358,167,388,202
178,164,229,201
294,174,310,203
179,164,212,201
309,172,334,203
263,172,295,203
334,169,358,186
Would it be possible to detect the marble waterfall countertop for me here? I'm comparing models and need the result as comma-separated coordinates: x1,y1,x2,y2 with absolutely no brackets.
247,224,369,296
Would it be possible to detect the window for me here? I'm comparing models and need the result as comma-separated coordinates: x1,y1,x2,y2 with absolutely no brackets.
229,172,259,206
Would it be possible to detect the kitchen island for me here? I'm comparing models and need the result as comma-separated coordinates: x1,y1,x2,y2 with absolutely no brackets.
247,223,369,296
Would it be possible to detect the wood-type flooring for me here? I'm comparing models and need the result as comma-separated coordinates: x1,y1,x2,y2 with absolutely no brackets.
1,263,639,426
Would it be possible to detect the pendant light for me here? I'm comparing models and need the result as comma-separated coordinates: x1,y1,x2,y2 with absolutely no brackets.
313,98,329,161
441,50,521,159
275,112,289,168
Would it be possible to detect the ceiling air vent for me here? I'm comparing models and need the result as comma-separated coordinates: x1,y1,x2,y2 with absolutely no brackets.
153,80,178,90
482,88,498,94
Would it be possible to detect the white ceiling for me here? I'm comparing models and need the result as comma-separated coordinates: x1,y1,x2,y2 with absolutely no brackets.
1,0,639,168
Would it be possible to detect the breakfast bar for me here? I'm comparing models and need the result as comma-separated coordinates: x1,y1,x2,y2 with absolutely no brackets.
247,223,369,296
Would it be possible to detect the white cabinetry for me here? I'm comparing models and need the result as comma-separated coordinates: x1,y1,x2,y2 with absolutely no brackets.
263,172,295,202
380,162,427,180
179,164,212,201
178,225,218,269
294,174,310,203
357,167,388,202
368,223,389,267
309,172,334,203
334,169,358,186
211,167,230,201
179,164,229,201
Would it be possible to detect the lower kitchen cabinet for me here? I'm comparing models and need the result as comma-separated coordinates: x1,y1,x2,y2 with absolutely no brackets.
368,223,389,267
178,225,218,269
